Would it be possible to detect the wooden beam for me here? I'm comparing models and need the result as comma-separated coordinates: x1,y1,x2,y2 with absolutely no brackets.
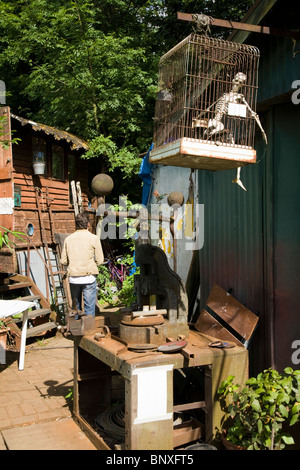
177,12,300,40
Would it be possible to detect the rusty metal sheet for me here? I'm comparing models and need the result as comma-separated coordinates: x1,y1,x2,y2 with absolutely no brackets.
195,309,244,346
206,284,258,342
195,285,259,347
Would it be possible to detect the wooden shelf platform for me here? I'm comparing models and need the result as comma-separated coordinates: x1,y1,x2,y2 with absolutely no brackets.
149,137,256,170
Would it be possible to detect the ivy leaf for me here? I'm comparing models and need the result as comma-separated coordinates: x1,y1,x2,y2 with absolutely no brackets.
251,399,261,413
257,419,263,434
279,405,289,418
281,434,295,445
290,414,299,426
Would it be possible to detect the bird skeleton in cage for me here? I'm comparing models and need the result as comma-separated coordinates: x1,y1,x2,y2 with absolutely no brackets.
193,72,267,190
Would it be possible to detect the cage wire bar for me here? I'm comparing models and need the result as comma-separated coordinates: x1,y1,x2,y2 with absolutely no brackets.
150,34,260,170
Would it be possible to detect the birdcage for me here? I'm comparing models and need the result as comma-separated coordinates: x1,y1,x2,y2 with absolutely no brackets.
149,34,261,170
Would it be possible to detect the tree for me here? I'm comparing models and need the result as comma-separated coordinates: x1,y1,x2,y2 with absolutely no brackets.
0,1,159,189
0,0,255,191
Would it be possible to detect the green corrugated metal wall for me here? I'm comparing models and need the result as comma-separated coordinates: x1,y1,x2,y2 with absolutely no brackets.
197,1,300,372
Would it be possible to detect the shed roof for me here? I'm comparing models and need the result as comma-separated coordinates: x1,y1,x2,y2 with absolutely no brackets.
11,114,89,151
228,0,278,43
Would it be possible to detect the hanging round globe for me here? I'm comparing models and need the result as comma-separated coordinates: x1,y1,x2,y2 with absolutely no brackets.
167,191,184,207
91,173,114,196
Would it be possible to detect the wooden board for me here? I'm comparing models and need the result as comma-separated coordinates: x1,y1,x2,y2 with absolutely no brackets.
2,417,97,450
195,284,259,347
195,309,244,347
149,137,256,170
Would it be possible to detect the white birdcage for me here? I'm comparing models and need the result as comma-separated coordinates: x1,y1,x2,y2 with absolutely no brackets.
149,34,265,171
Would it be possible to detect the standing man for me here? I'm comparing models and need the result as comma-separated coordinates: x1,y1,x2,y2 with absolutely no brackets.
61,212,103,316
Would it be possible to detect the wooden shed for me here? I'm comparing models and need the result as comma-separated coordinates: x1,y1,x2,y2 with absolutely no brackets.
0,106,100,328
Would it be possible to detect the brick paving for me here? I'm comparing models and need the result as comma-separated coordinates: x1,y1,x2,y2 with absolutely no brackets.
0,333,77,449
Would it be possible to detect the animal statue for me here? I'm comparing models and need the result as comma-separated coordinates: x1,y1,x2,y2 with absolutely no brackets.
191,13,213,35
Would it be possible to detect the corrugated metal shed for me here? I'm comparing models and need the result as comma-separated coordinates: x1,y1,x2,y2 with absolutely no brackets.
148,0,300,373
197,0,300,372
197,145,266,370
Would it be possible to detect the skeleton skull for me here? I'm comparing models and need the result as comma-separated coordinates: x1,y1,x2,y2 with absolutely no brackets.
232,72,247,89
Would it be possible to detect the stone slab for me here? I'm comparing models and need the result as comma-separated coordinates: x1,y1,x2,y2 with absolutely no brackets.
2,417,97,450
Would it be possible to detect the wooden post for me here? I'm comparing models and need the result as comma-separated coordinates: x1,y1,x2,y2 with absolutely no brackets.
35,188,56,302
19,309,28,371
177,12,300,39
71,181,78,216
76,181,83,213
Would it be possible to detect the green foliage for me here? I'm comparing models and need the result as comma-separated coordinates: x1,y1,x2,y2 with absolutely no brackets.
0,0,159,181
0,225,26,251
0,319,9,331
117,248,140,307
218,367,300,450
117,269,138,306
97,261,139,307
108,196,144,240
0,0,254,183
97,221,139,307
65,387,73,401
0,115,21,149
83,135,141,178
97,264,119,305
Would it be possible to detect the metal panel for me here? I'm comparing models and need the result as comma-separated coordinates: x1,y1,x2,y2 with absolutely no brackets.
195,0,300,373
17,247,64,306
149,2,300,373
256,35,300,103
197,152,266,371
272,102,300,371
149,165,197,284
197,98,300,373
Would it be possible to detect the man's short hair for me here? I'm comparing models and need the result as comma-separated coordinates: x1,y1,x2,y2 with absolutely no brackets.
75,212,90,230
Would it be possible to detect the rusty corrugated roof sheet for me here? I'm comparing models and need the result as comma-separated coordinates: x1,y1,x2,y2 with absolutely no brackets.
11,114,89,151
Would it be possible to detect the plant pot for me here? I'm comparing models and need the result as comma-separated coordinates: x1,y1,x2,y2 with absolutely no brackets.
221,432,246,450
33,162,46,175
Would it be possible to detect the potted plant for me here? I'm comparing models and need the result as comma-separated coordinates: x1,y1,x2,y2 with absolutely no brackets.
217,367,300,450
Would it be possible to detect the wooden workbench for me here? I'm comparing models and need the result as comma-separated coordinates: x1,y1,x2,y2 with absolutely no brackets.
72,329,248,450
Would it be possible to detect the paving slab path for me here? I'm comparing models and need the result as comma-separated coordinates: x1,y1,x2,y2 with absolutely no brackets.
0,333,96,450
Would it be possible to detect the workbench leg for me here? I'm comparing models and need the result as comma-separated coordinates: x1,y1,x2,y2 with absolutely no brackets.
18,309,28,371
204,365,213,442
73,342,79,416
125,365,174,450
211,349,249,441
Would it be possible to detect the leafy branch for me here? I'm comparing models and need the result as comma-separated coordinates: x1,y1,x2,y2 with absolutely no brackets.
0,115,21,149
218,367,300,450
0,226,27,251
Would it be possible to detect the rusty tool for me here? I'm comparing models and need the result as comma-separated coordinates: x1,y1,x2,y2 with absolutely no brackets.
208,340,235,349
157,339,188,353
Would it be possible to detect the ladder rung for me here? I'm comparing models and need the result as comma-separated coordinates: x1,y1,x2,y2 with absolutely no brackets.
0,281,32,292
19,295,41,302
26,322,57,338
28,308,51,320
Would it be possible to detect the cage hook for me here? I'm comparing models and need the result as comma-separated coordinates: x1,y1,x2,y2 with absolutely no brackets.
191,13,213,35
